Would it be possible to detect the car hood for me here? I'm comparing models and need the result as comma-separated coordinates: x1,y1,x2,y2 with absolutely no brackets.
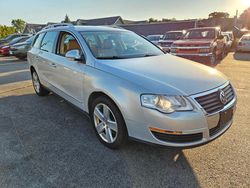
95,54,227,96
173,39,214,46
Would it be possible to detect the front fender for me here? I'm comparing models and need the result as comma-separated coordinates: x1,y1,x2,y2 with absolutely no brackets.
83,66,147,122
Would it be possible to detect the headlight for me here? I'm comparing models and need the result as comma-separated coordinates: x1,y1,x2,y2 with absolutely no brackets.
141,94,193,113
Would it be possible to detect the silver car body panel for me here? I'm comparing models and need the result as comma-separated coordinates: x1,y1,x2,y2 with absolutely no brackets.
28,26,237,147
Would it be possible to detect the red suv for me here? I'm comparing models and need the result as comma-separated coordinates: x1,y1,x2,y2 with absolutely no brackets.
170,27,225,65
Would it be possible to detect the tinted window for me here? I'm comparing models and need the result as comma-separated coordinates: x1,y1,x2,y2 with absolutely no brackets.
183,29,215,40
164,32,183,40
40,32,58,53
33,33,45,49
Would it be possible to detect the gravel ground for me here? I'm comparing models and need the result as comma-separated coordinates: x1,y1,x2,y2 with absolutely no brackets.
0,53,249,188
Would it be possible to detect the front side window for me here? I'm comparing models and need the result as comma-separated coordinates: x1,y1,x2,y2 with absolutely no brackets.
81,31,163,59
183,29,215,40
40,31,58,53
33,33,45,49
58,32,81,56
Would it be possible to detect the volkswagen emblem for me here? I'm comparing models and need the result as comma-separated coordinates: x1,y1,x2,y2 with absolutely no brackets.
219,89,227,104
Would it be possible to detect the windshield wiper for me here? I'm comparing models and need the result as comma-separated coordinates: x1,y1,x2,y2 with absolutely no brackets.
142,54,157,57
96,56,126,59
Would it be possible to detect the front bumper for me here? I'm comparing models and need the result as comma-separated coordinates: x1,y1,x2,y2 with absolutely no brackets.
126,82,237,147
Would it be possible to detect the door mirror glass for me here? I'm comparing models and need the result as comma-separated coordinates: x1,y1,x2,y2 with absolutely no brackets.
65,49,82,61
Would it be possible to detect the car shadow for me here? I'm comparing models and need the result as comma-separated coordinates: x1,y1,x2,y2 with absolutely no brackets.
0,93,201,188
233,52,250,61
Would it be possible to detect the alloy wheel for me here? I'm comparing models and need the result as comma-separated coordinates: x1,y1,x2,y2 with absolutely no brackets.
93,103,118,143
32,72,40,93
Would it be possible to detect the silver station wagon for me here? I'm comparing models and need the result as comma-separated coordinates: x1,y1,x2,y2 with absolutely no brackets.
28,24,237,149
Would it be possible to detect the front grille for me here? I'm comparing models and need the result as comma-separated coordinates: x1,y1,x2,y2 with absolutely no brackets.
195,84,234,114
152,131,203,143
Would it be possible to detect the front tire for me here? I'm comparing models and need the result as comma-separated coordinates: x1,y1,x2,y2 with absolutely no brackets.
90,96,128,149
31,70,50,96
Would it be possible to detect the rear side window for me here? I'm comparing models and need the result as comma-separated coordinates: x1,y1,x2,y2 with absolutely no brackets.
40,31,58,53
33,33,45,49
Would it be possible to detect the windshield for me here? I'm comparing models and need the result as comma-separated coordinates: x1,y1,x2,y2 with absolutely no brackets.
242,36,250,41
81,31,163,59
26,36,35,43
163,32,183,40
183,29,216,40
9,36,29,45
146,35,162,41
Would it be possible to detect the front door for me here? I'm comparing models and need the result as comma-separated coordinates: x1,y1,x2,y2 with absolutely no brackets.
52,32,85,104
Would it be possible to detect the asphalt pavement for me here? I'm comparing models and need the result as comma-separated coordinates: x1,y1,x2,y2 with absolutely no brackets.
0,53,249,188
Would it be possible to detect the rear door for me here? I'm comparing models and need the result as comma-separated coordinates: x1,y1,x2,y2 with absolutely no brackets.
36,31,60,88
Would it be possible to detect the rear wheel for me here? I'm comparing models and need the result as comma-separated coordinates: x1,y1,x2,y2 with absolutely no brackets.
90,96,128,149
31,70,50,96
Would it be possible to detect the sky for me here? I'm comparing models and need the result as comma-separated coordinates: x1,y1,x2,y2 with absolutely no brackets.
0,0,250,26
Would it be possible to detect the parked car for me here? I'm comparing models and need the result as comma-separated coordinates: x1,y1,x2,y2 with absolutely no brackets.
0,33,30,46
28,24,237,149
0,36,31,56
9,36,35,59
146,34,163,45
222,31,234,42
222,34,233,53
158,31,185,52
171,27,225,65
237,34,250,52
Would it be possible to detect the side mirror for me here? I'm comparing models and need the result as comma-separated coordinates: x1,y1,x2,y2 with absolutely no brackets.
65,49,83,62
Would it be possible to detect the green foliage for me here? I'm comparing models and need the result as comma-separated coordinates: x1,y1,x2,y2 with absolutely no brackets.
0,25,16,39
239,7,250,29
63,14,71,23
148,18,158,23
209,12,230,19
11,19,26,33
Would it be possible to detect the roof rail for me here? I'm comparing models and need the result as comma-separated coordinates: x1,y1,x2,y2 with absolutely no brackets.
42,23,73,30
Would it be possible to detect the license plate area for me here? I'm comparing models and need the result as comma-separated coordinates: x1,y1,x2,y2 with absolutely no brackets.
219,107,233,126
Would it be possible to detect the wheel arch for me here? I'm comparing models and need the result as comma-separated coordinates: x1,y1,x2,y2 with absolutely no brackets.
88,91,129,134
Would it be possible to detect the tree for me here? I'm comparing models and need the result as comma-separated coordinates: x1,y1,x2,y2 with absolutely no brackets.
239,7,250,29
11,19,26,33
0,25,16,39
63,14,71,23
148,18,158,23
209,12,230,19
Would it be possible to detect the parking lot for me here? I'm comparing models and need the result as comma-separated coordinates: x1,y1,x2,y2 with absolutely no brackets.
0,53,249,188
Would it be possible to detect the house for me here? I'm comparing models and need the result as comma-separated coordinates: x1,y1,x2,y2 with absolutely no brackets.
23,23,46,34
75,16,124,25
120,20,197,36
